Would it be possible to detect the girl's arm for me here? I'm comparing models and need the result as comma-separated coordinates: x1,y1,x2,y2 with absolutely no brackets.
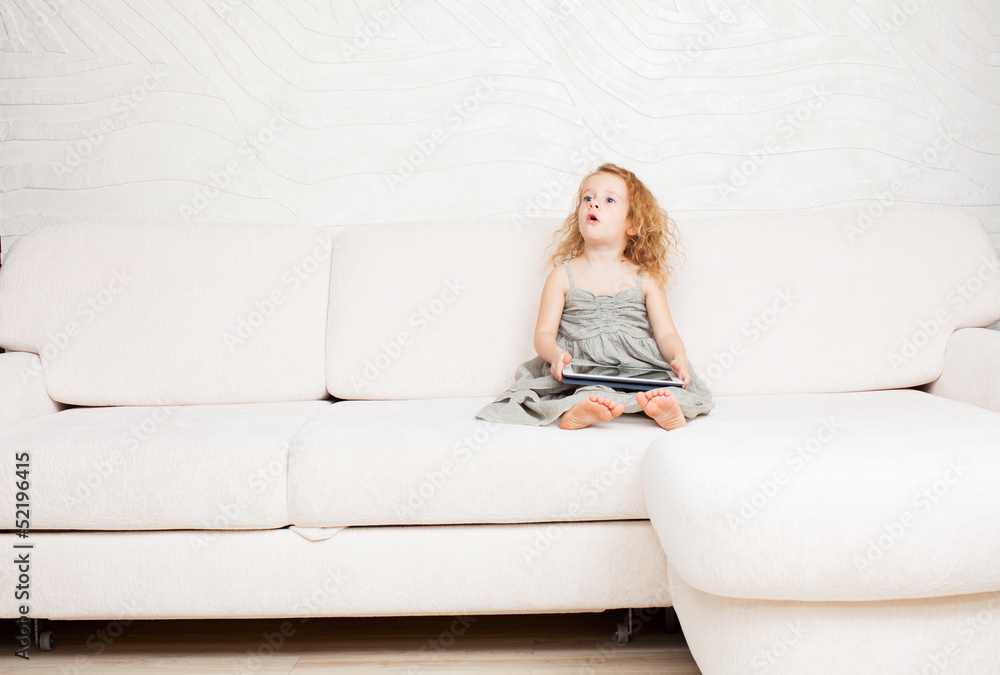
643,276,691,388
534,266,572,381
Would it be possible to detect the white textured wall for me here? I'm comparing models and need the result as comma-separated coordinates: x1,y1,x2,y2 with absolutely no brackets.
1,0,999,264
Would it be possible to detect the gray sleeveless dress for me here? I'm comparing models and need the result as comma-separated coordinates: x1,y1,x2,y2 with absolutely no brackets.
476,262,714,426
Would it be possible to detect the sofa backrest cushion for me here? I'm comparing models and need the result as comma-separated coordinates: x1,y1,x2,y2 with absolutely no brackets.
671,206,1000,395
0,223,332,406
327,217,552,399
326,207,1000,398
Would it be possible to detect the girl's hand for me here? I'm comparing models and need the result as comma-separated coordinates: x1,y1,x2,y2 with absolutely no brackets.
551,351,572,381
670,357,691,389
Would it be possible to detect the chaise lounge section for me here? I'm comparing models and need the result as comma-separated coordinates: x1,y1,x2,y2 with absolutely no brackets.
642,207,1000,673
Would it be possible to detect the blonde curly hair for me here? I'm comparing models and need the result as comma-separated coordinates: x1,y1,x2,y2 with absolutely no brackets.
548,163,680,286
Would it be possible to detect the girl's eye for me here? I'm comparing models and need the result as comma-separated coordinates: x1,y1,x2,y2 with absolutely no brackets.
605,198,615,204
583,196,593,202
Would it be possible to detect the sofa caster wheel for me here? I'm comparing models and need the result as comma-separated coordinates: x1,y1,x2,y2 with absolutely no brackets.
32,619,54,651
665,606,679,633
614,608,633,643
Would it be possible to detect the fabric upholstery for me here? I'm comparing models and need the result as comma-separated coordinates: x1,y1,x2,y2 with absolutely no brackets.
0,523,670,619
0,223,332,405
288,397,669,526
326,207,1000,399
644,390,1000,601
0,352,62,428
671,207,1000,395
922,327,1000,413
0,401,330,530
326,217,553,400
668,565,1000,675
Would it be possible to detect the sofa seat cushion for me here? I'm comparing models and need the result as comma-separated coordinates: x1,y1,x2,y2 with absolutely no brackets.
0,401,331,530
643,389,1000,603
288,397,672,526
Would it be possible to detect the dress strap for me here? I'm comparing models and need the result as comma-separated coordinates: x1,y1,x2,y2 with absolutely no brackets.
636,269,643,288
563,261,576,289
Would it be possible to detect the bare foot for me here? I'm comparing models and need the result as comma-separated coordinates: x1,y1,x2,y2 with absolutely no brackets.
636,389,687,431
560,395,624,430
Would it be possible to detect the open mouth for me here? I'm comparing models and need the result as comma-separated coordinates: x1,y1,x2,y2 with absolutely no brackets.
587,214,599,223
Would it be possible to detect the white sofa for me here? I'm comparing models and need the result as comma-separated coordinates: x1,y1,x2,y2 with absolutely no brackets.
1,206,999,673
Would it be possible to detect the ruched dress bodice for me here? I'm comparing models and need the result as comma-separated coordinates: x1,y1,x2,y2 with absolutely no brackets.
557,282,671,369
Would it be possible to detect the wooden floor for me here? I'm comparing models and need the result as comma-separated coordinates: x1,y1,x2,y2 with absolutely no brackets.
3,610,701,674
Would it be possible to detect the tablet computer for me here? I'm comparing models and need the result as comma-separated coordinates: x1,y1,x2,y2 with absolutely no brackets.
561,362,684,391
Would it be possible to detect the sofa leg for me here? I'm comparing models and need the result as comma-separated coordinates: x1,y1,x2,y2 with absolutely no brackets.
32,618,55,651
665,606,679,633
614,607,633,644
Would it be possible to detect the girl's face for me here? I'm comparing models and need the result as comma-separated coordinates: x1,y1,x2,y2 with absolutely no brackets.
577,172,633,247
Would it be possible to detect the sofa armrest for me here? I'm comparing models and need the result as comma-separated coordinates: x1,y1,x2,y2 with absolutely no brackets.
920,328,1000,413
0,352,63,428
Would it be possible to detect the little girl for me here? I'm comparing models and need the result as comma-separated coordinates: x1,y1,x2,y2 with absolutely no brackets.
477,163,714,430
